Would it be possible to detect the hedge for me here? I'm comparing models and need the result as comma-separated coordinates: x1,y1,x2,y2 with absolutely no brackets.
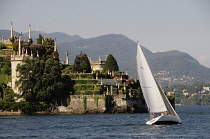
66,74,95,79
74,80,98,84
0,101,50,114
74,90,102,95
73,85,102,91
0,49,14,55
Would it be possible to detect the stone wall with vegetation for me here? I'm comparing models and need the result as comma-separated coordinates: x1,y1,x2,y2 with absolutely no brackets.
107,94,148,113
58,94,147,114
67,95,106,114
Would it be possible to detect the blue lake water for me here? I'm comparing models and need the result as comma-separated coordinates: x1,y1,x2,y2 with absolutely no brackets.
0,105,210,138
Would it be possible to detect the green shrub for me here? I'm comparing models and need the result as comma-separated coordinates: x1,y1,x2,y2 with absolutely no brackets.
0,101,50,114
0,42,6,49
67,74,95,79
74,90,101,95
94,85,102,90
0,101,18,111
73,85,102,91
18,102,33,114
75,80,98,84
0,74,11,84
80,74,95,79
0,57,4,62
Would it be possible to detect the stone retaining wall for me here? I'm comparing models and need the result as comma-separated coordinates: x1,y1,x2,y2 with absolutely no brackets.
58,95,106,114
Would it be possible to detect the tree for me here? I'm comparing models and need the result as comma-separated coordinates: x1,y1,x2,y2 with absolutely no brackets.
41,58,63,104
0,42,6,49
16,58,42,102
103,54,119,72
73,52,91,73
9,36,15,44
1,60,11,75
16,58,64,104
16,57,71,108
60,75,72,106
12,42,19,53
37,34,43,44
43,38,55,58
28,38,33,44
0,83,15,102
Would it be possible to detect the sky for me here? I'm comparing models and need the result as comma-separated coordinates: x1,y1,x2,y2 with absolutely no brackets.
0,0,210,68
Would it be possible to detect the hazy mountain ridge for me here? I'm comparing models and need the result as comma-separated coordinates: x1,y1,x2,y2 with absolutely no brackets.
0,29,19,39
58,34,139,76
148,50,201,72
57,33,210,84
25,31,84,43
0,30,84,43
1,29,210,84
148,50,210,84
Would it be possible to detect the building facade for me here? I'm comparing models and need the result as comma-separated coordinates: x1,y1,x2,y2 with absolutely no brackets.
89,56,106,71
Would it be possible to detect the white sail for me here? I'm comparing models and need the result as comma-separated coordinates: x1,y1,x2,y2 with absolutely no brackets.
136,43,167,113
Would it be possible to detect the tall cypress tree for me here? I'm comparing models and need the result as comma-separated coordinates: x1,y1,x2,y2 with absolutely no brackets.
41,58,63,103
73,52,91,73
103,54,119,72
37,34,43,44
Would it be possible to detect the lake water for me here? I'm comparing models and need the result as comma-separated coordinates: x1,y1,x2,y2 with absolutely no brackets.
0,105,210,138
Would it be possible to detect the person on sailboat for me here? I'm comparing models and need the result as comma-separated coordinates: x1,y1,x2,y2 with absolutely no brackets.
160,111,170,116
151,113,155,118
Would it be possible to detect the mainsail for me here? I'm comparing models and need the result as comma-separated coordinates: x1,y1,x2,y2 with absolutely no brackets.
136,43,167,113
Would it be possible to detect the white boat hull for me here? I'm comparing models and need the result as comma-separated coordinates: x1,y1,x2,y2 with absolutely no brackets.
146,115,182,125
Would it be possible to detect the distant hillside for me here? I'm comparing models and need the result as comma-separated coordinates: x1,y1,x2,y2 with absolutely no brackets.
1,29,210,84
0,29,19,39
149,50,210,83
57,34,210,84
57,34,145,78
23,31,84,44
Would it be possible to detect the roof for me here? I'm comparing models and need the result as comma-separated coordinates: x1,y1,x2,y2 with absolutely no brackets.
98,79,121,86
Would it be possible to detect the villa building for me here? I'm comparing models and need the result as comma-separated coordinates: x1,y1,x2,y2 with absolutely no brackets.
89,56,106,71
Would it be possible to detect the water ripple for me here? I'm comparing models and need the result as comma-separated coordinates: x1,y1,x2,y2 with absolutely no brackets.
0,106,210,138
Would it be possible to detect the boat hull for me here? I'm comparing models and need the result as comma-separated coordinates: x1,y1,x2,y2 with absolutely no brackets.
146,115,182,125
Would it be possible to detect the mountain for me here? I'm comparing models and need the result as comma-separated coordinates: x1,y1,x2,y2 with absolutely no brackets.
1,29,210,84
148,50,210,85
23,31,84,44
57,34,210,84
0,29,19,39
57,34,142,77
0,30,84,44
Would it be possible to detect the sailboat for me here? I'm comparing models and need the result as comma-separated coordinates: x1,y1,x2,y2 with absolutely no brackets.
136,42,181,125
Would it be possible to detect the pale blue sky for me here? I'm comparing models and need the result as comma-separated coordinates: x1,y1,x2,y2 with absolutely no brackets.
0,0,210,68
